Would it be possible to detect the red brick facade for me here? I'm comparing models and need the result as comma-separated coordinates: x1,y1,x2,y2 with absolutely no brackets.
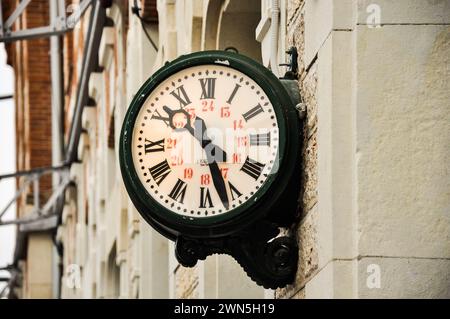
4,0,52,213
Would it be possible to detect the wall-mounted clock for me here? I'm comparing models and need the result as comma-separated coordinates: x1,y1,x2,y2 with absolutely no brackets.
120,50,302,288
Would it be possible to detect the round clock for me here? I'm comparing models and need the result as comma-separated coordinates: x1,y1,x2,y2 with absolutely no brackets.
119,51,300,240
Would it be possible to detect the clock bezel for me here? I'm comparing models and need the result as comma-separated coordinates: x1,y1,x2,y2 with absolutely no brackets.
119,51,300,239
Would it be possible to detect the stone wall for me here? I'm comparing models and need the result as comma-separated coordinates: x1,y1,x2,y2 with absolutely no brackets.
276,0,319,299
278,0,450,298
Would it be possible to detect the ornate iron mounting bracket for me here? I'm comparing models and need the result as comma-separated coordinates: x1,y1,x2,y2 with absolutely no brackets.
175,221,298,289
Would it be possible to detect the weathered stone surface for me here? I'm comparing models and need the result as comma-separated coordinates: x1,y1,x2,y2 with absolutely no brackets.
300,62,318,137
278,0,320,300
26,233,54,298
304,0,354,67
287,8,318,216
357,0,450,25
356,25,450,258
298,207,319,280
287,6,318,135
358,257,450,298
304,260,354,298
175,266,199,299
316,30,356,267
215,255,265,298
291,288,305,299
287,0,304,27
301,132,318,213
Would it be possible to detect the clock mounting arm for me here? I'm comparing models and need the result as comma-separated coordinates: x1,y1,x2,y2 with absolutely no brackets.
175,220,298,289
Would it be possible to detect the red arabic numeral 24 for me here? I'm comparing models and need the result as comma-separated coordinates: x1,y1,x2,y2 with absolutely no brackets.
202,100,214,112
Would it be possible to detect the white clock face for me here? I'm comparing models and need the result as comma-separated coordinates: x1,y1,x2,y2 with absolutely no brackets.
132,64,280,218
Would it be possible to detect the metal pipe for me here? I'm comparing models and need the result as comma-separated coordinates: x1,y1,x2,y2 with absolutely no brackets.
50,0,65,190
0,26,67,43
0,164,68,181
270,0,280,77
0,1,4,38
33,175,40,215
0,270,17,298
66,0,93,29
58,0,66,20
0,95,13,100
0,215,44,226
4,0,32,30
65,1,106,163
0,177,30,219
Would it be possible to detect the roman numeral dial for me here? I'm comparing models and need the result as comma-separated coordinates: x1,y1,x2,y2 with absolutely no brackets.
241,157,265,180
242,103,264,122
170,85,191,108
149,160,171,186
132,65,279,218
145,138,165,153
226,84,241,104
228,181,242,201
199,187,214,208
249,132,270,146
151,109,170,127
169,179,188,204
199,78,216,99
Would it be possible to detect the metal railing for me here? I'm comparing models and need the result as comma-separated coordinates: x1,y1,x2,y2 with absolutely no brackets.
0,164,70,229
0,0,93,43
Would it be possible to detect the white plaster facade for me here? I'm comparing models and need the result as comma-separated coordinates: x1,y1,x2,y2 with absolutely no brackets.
58,0,450,299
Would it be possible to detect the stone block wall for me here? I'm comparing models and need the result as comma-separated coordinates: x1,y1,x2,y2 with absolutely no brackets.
278,0,450,298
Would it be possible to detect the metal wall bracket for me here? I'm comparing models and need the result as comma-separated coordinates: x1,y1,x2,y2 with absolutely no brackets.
279,46,299,79
279,47,306,120
175,220,298,289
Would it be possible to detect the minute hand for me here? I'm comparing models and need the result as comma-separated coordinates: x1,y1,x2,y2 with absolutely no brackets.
205,153,229,210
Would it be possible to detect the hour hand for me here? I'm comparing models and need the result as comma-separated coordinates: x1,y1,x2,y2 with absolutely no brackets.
205,144,226,164
192,116,227,163
163,105,227,163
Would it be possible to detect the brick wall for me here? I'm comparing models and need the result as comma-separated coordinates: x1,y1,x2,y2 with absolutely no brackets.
4,0,53,209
